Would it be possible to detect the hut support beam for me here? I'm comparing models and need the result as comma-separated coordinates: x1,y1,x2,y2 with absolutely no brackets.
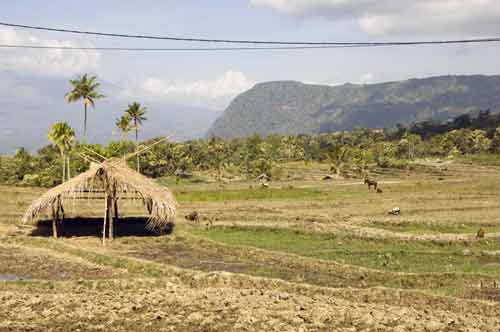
51,202,58,239
109,185,117,241
56,197,64,236
114,198,119,220
52,219,58,239
102,191,108,245
109,198,116,241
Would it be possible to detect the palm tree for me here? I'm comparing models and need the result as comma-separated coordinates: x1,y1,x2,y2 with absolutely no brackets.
125,102,147,142
125,102,147,172
115,113,132,141
48,122,75,183
65,74,105,140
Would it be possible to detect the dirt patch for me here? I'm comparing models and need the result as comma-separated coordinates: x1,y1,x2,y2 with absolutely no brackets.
1,281,499,332
0,245,126,280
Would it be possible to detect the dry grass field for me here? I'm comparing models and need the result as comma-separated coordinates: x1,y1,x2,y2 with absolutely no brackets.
2,158,500,331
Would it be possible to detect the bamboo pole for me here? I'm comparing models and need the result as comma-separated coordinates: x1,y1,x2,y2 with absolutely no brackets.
114,199,119,219
51,203,58,239
102,190,108,245
109,185,118,241
56,197,64,237
109,197,114,241
56,197,65,221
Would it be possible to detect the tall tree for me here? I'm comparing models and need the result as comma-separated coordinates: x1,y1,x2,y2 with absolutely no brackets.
65,74,105,140
48,122,75,183
115,113,132,141
125,102,147,172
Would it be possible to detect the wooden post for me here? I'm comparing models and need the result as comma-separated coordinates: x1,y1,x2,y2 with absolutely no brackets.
109,197,115,241
102,190,108,245
52,219,58,238
114,199,119,219
146,199,153,215
56,197,64,237
51,203,58,239
110,185,118,241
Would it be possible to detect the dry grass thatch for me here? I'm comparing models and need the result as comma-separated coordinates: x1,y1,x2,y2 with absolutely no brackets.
22,158,177,230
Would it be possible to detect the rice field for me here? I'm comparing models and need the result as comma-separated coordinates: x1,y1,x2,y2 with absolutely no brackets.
1,158,500,331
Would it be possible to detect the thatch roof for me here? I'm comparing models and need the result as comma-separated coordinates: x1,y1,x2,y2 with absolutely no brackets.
22,158,177,229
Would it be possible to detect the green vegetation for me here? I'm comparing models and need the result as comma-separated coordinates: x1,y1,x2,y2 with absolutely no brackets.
115,113,133,141
370,222,500,235
124,102,147,172
3,110,500,188
191,225,500,275
48,122,75,183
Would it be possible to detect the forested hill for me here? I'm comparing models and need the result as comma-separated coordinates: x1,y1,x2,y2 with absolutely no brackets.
207,75,500,138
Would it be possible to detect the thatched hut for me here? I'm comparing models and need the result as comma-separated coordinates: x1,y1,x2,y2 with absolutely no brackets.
22,158,177,243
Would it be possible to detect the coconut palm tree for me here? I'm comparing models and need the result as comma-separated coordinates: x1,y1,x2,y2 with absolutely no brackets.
48,122,75,183
65,74,105,140
115,113,132,141
125,102,147,172
125,102,147,142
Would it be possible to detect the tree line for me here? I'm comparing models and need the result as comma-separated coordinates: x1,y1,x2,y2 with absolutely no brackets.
2,120,500,187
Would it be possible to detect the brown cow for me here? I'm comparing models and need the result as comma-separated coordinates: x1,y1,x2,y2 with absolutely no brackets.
364,178,378,190
185,211,200,223
477,228,486,239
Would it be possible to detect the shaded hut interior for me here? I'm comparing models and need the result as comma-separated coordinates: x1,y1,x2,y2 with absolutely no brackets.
22,158,177,243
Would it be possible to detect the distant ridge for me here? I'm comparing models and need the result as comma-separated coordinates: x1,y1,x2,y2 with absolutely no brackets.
207,75,500,138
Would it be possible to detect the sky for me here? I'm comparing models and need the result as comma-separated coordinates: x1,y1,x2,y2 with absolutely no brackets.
1,0,500,125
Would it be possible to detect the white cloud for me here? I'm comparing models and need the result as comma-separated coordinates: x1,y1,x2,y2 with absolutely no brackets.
250,0,330,15
250,0,500,35
0,28,100,77
359,72,374,84
125,70,255,109
302,80,339,86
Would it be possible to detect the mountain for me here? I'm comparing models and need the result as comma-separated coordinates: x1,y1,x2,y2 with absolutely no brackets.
0,72,220,154
207,75,500,138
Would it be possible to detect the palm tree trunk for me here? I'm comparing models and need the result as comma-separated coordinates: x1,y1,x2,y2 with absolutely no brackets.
66,155,71,180
135,120,138,142
135,120,139,172
61,152,66,183
84,103,88,140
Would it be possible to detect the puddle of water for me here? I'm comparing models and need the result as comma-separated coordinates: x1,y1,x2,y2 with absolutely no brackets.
0,274,26,281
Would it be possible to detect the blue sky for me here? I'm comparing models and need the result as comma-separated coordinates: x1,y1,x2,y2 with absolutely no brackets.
1,0,500,111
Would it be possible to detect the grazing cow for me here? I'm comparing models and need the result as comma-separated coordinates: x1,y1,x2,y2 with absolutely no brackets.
477,228,486,239
364,178,378,190
388,207,401,215
376,188,383,193
185,211,200,223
